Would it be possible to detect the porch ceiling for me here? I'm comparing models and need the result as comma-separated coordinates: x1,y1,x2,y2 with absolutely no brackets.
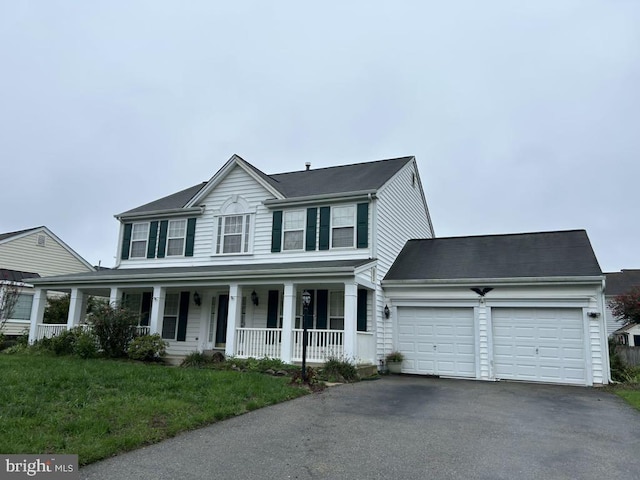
26,259,377,287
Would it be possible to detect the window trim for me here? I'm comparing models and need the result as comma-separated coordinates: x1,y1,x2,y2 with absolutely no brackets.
166,219,187,257
330,205,356,249
130,222,150,258
215,214,253,255
282,209,305,251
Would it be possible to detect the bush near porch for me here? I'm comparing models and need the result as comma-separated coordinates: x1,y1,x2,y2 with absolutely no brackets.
0,354,307,466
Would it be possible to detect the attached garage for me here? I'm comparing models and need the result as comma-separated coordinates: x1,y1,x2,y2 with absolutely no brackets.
492,308,586,385
397,307,475,377
382,230,610,386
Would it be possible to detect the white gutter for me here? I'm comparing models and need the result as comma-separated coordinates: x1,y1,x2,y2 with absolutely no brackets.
263,190,377,208
382,276,605,287
115,206,205,221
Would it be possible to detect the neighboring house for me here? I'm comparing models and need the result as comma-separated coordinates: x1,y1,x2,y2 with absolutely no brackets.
0,226,95,336
604,269,640,336
382,231,609,386
612,323,640,346
25,155,610,386
28,155,433,364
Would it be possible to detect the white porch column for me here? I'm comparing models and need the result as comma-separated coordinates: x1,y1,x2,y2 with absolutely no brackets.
109,287,121,307
28,288,48,343
67,288,84,329
225,284,242,356
281,282,296,363
344,282,358,360
149,286,166,336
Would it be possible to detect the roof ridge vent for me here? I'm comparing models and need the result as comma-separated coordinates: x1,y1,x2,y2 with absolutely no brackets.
305,162,311,171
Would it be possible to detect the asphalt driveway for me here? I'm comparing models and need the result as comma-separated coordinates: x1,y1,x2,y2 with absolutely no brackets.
81,376,640,480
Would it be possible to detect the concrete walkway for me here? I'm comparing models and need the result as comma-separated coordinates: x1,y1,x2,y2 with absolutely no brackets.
81,376,640,480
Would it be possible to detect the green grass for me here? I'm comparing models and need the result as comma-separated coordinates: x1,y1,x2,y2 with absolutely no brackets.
0,354,307,465
615,388,640,410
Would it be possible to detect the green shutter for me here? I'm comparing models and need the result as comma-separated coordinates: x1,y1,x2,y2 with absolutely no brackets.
319,207,330,250
121,223,132,260
140,292,152,327
177,291,190,342
157,220,168,258
357,289,367,332
357,203,369,249
185,218,197,257
271,211,283,252
305,207,317,251
316,290,328,329
147,221,158,258
267,290,279,328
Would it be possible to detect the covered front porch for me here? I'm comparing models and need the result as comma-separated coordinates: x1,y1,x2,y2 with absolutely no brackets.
28,275,377,365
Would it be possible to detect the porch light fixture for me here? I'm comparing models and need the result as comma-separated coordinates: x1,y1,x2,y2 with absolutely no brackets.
193,292,201,306
384,305,390,319
251,290,259,306
301,290,312,382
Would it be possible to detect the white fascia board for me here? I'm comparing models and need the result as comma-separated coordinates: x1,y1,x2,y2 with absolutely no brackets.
0,280,34,288
115,206,204,221
185,155,285,207
264,191,377,209
26,266,361,287
382,276,605,288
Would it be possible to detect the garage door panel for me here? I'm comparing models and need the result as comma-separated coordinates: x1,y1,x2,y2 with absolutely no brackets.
493,308,586,385
398,307,475,378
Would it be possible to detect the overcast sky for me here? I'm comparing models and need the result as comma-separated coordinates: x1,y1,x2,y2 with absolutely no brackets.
1,1,638,272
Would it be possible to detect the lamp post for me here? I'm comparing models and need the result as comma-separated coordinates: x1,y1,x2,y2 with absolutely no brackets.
301,290,311,382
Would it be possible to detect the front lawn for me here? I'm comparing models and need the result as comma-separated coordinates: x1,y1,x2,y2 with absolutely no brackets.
0,354,307,465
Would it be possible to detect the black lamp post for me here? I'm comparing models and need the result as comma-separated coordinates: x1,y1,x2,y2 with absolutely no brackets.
301,290,311,382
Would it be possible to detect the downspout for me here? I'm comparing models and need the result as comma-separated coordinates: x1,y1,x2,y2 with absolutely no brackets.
599,276,611,384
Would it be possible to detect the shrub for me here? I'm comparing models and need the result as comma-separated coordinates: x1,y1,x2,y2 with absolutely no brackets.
127,334,168,362
385,351,404,363
89,303,138,358
320,357,359,383
74,330,99,359
181,351,210,368
50,328,80,356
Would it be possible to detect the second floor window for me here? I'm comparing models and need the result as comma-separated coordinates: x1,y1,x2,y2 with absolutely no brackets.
216,215,251,254
166,219,186,256
283,210,305,250
130,223,149,258
331,205,355,248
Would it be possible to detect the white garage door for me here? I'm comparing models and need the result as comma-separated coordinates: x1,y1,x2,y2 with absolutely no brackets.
397,307,475,378
492,308,586,385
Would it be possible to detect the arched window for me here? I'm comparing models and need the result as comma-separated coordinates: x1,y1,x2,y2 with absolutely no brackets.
214,195,254,255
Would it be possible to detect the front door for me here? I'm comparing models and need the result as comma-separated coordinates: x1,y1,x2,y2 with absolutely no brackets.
215,294,229,347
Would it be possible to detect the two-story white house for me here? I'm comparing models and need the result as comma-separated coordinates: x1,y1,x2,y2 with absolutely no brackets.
27,155,433,365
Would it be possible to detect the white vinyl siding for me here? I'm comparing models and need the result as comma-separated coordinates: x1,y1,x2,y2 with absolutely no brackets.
130,223,149,258
166,220,186,256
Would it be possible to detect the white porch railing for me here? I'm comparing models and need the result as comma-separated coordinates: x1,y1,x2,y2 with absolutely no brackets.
292,329,344,363
35,324,68,341
235,328,283,359
35,324,151,341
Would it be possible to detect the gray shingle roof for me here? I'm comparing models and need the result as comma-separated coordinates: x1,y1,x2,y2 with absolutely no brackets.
118,156,414,216
267,156,414,197
604,270,640,296
384,230,602,281
0,268,40,282
118,183,207,217
27,259,375,285
0,227,41,242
